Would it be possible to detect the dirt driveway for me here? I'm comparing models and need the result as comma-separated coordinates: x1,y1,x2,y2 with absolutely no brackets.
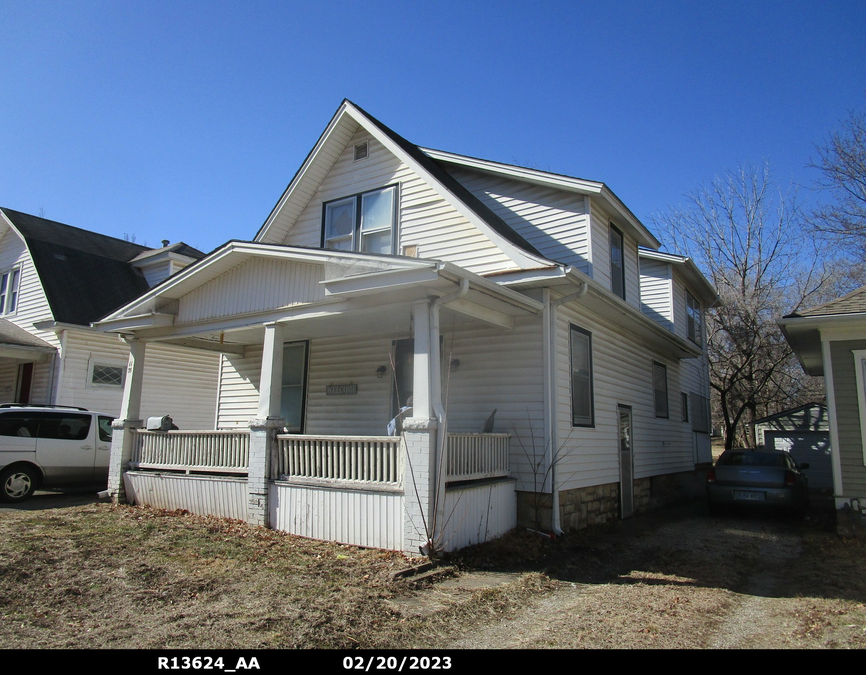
436,500,866,649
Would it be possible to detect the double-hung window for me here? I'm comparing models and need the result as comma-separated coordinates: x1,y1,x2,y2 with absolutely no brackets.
323,185,398,255
653,361,669,418
609,224,625,300
570,325,594,427
686,290,702,344
0,268,21,314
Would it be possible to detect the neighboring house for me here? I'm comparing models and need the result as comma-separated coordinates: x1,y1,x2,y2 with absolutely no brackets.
0,207,220,427
780,285,866,521
753,403,832,490
96,100,717,554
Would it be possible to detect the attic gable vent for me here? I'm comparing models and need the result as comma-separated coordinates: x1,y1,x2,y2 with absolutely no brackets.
353,141,369,161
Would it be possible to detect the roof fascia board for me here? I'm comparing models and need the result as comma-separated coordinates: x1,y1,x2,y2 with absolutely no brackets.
424,148,660,249
33,320,93,332
94,312,176,333
255,101,356,242
779,313,866,331
422,148,605,195
102,241,439,322
437,261,544,313
321,267,442,296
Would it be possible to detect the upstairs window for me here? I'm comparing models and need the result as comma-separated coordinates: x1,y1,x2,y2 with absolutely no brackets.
609,224,625,300
653,361,669,418
322,185,397,255
0,267,21,314
686,290,702,343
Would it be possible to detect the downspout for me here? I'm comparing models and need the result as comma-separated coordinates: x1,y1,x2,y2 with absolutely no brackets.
430,277,469,546
547,280,588,535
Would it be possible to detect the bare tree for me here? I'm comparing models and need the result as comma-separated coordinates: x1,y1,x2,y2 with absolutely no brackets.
812,103,866,258
656,163,829,449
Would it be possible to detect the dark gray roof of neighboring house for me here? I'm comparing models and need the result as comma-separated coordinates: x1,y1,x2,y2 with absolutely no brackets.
129,241,205,263
0,207,203,326
0,318,55,350
788,284,866,318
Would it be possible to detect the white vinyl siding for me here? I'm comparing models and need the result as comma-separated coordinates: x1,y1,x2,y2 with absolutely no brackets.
589,201,640,309
639,258,674,331
55,330,219,428
553,302,696,491
446,167,592,273
279,129,519,275
176,258,325,325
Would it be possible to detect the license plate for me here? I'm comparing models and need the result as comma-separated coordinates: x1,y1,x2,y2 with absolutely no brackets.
734,490,764,501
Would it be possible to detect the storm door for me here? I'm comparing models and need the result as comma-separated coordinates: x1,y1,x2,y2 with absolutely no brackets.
281,341,309,433
618,405,635,518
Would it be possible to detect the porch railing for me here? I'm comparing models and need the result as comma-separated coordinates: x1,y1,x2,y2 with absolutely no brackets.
130,429,250,474
446,432,510,482
275,434,403,486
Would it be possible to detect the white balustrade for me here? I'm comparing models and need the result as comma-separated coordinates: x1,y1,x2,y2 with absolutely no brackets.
131,429,250,474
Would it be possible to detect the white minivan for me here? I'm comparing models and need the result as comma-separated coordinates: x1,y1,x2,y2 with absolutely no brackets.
0,405,114,502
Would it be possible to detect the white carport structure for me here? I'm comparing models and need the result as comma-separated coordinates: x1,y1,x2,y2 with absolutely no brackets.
96,242,541,553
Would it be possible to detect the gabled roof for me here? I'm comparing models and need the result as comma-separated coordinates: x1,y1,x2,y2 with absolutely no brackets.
254,100,554,269
786,284,866,318
0,208,203,326
424,147,662,250
638,248,719,306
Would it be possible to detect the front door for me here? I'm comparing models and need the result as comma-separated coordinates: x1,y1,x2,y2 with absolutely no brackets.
618,405,634,518
281,342,309,433
391,338,414,420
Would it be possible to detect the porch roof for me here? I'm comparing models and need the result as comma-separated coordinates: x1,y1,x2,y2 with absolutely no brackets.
93,242,544,351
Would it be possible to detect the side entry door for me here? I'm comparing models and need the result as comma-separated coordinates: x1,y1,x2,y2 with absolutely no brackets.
618,405,634,518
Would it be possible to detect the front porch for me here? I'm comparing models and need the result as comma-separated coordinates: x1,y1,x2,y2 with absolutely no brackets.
97,245,541,554
121,428,514,552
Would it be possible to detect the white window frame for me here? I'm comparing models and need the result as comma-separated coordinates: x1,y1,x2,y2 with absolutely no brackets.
570,324,594,427
87,358,126,389
0,267,21,315
609,224,625,301
686,290,702,344
852,350,866,465
653,361,669,419
681,391,689,423
322,185,398,255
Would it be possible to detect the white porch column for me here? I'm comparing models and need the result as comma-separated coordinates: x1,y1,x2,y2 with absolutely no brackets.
403,301,437,554
248,322,286,527
108,338,146,504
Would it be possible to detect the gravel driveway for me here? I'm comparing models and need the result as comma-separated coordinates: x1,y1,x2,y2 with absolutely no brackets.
441,500,866,649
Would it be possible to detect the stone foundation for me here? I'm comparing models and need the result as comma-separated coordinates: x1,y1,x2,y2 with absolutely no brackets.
517,468,706,533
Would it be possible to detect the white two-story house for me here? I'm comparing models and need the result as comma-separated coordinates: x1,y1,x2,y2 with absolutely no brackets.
0,207,220,426
96,100,717,554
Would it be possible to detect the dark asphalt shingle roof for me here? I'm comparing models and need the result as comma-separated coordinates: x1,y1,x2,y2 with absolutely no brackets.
788,284,866,318
0,208,201,326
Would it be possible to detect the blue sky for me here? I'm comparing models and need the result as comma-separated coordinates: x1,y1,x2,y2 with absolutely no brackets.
1,1,864,253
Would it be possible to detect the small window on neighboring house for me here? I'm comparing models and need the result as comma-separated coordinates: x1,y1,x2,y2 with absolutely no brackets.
681,392,689,422
91,364,124,387
609,224,625,300
323,185,398,255
653,362,668,418
353,141,369,161
570,325,594,427
686,290,702,344
0,268,21,314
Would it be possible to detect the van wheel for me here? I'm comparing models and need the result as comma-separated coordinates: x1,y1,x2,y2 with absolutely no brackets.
0,466,37,502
